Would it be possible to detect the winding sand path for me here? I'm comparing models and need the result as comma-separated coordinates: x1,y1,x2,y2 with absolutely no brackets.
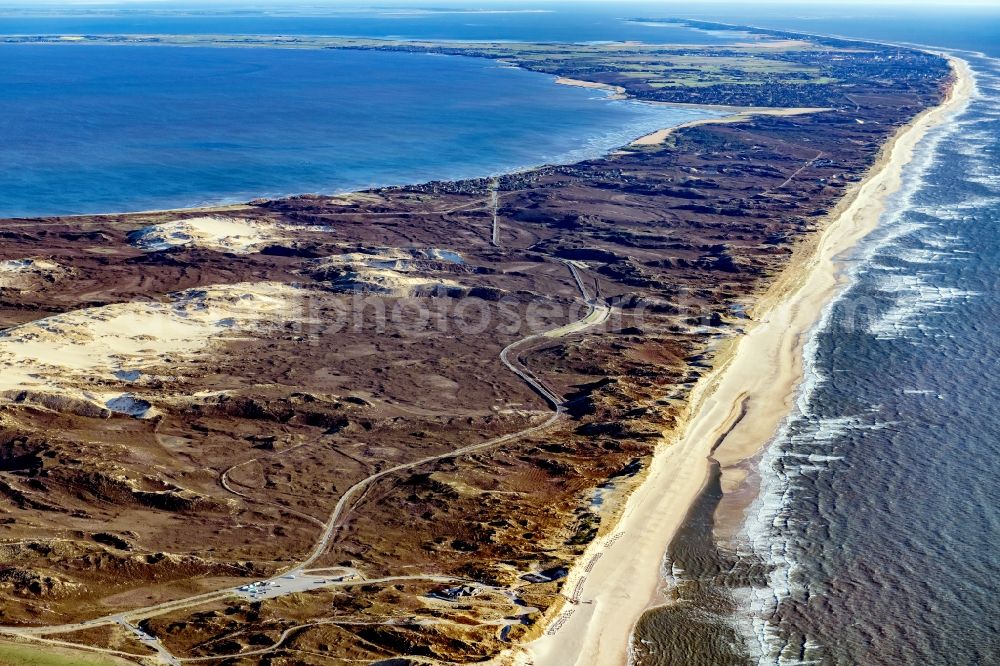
0,258,611,664
512,54,973,666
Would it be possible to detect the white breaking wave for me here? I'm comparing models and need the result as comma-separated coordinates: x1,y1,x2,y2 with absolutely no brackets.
967,163,1000,188
889,246,950,264
733,401,888,664
921,233,963,249
914,196,1000,221
868,270,981,340
726,53,992,665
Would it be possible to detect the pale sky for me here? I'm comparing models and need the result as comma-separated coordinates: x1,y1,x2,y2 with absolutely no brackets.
2,0,997,5
1,0,997,11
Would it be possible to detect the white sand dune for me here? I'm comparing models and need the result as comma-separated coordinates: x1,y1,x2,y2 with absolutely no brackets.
129,216,325,254
0,258,66,289
309,247,465,296
0,282,304,417
311,246,464,272
326,267,463,296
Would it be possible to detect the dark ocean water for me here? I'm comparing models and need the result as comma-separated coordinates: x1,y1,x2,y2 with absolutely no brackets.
723,49,1000,665
0,3,997,664
642,32,1000,666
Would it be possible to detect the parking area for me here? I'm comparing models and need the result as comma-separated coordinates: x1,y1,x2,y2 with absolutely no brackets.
234,572,359,601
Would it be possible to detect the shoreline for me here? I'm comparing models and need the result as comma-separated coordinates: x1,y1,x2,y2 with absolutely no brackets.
554,76,627,99
0,38,819,222
507,54,973,666
626,105,830,147
555,72,834,150
4,84,720,223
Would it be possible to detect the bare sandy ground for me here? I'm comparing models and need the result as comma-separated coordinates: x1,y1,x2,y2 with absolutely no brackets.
554,76,627,99
0,258,66,289
0,281,304,415
325,266,463,296
508,55,972,666
310,246,463,271
129,216,325,254
630,106,830,146
309,247,465,295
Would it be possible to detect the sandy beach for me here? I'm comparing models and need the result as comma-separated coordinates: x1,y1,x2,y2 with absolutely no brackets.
554,76,628,99
628,106,829,146
555,72,832,150
509,54,973,666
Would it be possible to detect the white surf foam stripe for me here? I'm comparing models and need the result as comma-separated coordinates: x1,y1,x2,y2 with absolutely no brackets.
726,53,991,665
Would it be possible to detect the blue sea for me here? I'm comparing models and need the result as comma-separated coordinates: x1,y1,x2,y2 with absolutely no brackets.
724,44,1000,666
0,44,715,218
1,3,997,663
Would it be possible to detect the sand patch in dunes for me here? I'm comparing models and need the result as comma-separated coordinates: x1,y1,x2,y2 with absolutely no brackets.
311,247,464,272
128,216,326,254
0,282,305,416
325,267,464,297
0,258,67,290
308,247,465,296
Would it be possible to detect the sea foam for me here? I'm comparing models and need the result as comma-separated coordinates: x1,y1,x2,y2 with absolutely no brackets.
725,52,984,665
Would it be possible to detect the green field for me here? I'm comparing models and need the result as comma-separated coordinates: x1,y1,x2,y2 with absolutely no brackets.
0,642,134,666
